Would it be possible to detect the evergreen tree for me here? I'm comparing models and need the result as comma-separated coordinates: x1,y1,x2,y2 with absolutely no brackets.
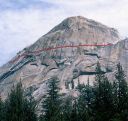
0,95,5,121
23,95,37,121
77,78,94,121
70,99,78,121
93,63,113,121
5,82,37,121
40,77,62,121
114,63,128,120
112,80,119,112
5,83,24,121
62,96,73,121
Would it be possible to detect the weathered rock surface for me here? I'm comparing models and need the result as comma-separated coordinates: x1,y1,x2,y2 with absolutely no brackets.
0,16,127,103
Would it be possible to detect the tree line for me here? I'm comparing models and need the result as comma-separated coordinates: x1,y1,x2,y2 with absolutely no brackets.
0,63,128,121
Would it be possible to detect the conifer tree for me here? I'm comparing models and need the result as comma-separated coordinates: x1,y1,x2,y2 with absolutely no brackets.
23,95,37,121
5,83,24,121
77,78,94,121
40,77,62,121
77,83,87,121
62,96,73,121
70,99,78,121
112,80,119,111
0,95,5,121
114,63,128,120
93,63,113,121
5,82,37,121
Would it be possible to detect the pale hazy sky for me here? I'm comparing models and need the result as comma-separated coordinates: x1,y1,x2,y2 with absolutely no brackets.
0,0,128,66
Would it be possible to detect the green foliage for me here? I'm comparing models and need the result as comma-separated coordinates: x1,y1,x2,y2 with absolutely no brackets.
114,63,128,120
115,63,128,109
23,96,37,121
93,63,115,121
0,96,5,121
0,63,128,121
77,80,94,121
70,99,78,121
40,77,62,121
4,82,37,121
62,96,73,121
39,63,128,121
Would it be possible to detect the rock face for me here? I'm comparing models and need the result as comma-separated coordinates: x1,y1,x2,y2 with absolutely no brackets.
0,16,127,103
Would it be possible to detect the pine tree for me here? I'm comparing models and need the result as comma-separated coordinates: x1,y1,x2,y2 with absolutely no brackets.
112,80,119,111
23,95,37,121
62,96,73,121
93,63,105,120
40,77,62,121
93,63,113,121
5,82,37,121
0,95,5,121
114,63,128,120
77,83,87,121
5,83,24,121
70,99,78,121
77,79,94,121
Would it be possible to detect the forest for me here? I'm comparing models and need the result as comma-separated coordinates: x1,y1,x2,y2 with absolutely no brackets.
0,63,128,121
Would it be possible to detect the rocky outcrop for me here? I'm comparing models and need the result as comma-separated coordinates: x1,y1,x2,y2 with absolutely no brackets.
0,16,127,103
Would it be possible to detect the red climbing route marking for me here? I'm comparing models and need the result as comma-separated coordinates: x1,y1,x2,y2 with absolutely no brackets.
10,43,113,64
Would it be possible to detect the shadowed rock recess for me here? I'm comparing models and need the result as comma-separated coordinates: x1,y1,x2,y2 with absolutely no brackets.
0,16,128,103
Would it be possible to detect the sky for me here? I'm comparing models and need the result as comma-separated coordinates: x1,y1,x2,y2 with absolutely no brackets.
0,0,128,66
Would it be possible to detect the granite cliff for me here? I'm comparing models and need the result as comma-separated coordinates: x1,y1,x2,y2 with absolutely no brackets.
0,16,127,104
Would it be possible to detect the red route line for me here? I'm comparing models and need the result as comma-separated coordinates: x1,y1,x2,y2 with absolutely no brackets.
10,43,113,64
